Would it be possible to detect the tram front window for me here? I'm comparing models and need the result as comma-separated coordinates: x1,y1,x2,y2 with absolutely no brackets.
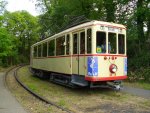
118,34,125,54
108,33,116,54
96,32,106,53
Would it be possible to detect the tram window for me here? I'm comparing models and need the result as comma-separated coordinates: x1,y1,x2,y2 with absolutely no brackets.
66,34,70,55
33,46,37,57
96,32,106,53
56,36,65,55
73,34,78,54
48,40,55,56
108,33,116,54
80,31,85,54
42,42,47,57
38,44,41,57
118,34,125,54
87,29,92,53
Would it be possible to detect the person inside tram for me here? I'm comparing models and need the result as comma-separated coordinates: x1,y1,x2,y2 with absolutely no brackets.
108,42,111,53
101,40,106,53
96,32,111,53
97,37,106,53
101,40,111,53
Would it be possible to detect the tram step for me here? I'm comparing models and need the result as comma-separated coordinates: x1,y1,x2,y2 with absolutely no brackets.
71,75,88,87
71,81,87,87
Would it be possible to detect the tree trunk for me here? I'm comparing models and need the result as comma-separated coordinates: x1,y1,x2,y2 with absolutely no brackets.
147,18,150,39
137,0,145,52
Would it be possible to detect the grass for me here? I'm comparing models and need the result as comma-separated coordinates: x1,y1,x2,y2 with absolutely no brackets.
0,66,7,72
27,84,38,91
58,99,66,107
124,81,150,90
142,101,150,107
17,66,150,113
0,65,15,72
6,66,64,113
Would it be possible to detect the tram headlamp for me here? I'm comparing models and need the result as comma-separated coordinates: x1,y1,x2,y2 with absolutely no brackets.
109,64,117,73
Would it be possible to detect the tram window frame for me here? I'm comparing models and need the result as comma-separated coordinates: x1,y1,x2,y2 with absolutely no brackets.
56,36,65,56
108,32,117,54
66,34,70,55
42,42,47,57
96,31,106,53
48,39,55,56
118,34,125,54
73,33,78,54
80,31,85,54
33,46,37,58
87,29,92,54
38,44,42,57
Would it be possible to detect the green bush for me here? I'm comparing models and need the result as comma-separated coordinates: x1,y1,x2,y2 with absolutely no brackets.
128,67,150,82
128,45,150,82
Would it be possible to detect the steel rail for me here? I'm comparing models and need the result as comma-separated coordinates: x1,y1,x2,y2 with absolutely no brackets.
13,65,73,113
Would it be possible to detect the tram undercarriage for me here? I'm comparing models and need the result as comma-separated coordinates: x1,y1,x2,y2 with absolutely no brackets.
30,68,122,90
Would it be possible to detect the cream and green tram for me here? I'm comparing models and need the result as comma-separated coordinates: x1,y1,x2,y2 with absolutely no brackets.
30,20,127,89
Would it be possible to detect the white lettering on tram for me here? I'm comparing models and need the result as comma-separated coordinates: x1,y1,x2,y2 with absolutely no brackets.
100,26,123,33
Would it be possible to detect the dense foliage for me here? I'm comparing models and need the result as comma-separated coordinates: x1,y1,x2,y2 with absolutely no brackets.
0,1,40,66
0,0,150,82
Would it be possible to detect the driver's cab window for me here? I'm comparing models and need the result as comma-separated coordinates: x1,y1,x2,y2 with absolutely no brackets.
108,33,116,54
118,34,125,54
96,32,106,53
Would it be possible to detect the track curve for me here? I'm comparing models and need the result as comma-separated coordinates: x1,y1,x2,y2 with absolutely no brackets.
7,65,73,113
5,65,150,113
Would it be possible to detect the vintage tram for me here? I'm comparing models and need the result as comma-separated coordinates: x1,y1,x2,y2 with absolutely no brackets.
30,20,127,89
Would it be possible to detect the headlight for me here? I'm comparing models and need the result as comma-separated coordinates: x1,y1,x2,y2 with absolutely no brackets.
109,64,118,73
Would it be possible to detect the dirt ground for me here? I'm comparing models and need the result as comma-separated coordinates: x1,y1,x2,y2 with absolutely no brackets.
6,66,150,113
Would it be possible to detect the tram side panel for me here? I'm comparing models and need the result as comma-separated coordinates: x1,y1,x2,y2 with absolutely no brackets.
32,57,72,75
52,57,71,74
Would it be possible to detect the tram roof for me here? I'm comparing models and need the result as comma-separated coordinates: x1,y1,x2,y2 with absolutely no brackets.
32,20,126,47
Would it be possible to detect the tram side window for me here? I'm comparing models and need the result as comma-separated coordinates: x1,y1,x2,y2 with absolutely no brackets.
73,34,78,54
42,42,47,57
56,36,65,55
38,44,42,57
118,34,125,54
33,46,37,58
96,32,106,53
48,40,55,56
87,29,92,53
108,33,116,54
80,31,85,54
66,34,70,55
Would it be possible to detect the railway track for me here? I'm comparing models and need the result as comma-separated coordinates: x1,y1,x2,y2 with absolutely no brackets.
5,65,150,113
5,65,73,113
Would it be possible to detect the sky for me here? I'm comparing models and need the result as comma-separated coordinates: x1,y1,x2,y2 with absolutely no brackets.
6,0,39,16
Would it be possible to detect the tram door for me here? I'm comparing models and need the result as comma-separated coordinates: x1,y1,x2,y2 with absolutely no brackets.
72,31,85,76
79,31,86,76
72,33,79,75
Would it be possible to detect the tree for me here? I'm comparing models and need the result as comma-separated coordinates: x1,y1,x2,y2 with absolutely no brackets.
0,0,7,14
0,28,17,66
37,0,104,35
1,11,40,63
103,0,116,22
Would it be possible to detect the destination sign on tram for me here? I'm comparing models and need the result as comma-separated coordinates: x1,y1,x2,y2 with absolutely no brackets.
99,26,122,33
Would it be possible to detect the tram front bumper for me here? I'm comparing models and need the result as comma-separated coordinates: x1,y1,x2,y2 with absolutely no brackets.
85,75,127,82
